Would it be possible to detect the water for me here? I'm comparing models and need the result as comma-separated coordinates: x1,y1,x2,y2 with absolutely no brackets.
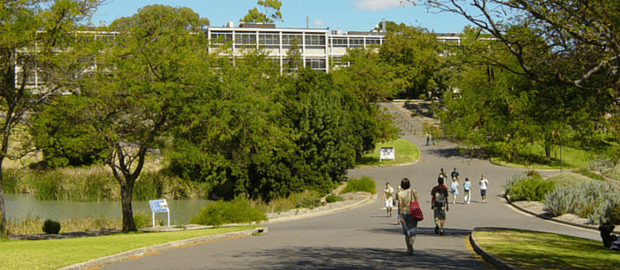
3,193,213,225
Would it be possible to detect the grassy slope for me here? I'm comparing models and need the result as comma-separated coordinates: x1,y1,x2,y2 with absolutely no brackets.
0,226,257,270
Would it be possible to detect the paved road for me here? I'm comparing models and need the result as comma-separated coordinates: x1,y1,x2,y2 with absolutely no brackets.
98,103,600,270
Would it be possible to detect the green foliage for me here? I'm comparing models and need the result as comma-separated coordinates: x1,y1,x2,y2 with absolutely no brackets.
189,198,268,226
133,212,149,229
325,194,344,203
341,176,377,194
506,174,555,202
42,219,61,234
288,190,322,209
242,0,283,23
573,169,607,181
547,172,593,187
2,169,23,194
611,204,620,225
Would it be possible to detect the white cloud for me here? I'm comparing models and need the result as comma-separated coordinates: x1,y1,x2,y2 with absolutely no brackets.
352,0,410,11
313,19,326,27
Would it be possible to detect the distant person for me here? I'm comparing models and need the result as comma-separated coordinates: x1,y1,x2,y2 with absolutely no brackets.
397,178,418,256
439,168,448,182
426,133,430,146
463,177,471,204
431,177,450,235
382,182,395,218
450,177,459,204
451,168,459,181
599,222,619,250
479,174,489,203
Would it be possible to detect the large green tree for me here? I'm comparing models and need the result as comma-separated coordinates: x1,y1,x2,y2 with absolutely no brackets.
0,0,102,238
379,26,449,99
418,0,620,161
32,5,210,232
242,0,283,23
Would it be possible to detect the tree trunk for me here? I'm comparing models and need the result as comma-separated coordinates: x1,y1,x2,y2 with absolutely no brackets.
120,179,137,232
0,165,5,238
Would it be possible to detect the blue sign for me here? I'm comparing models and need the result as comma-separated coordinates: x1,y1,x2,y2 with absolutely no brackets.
149,199,169,213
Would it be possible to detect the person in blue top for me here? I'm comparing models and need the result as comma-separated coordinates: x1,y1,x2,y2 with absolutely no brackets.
463,177,471,204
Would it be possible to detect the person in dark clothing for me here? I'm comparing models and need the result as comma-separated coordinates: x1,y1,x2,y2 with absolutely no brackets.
599,222,618,249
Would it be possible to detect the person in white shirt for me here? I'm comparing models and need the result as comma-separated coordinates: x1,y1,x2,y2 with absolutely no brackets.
479,174,489,203
382,182,395,217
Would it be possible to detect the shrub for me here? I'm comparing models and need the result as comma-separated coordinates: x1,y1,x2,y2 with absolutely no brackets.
133,211,150,228
503,173,527,194
325,194,344,203
42,219,61,234
289,190,322,209
611,204,620,225
544,180,620,223
189,198,268,226
341,176,376,194
506,174,555,202
547,172,592,187
3,169,23,194
573,168,607,181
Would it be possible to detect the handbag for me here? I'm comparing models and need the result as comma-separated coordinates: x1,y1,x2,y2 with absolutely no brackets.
409,190,424,222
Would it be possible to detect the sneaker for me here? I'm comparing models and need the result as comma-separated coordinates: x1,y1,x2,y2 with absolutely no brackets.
435,225,439,235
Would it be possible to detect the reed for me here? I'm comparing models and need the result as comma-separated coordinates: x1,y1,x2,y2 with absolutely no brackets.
7,215,123,235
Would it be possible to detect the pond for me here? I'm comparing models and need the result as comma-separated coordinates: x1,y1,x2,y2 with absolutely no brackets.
4,193,212,225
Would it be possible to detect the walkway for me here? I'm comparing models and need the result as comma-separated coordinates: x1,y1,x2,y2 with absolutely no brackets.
96,102,600,269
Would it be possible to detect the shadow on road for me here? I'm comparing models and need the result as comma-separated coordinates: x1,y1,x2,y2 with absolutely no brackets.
243,246,493,269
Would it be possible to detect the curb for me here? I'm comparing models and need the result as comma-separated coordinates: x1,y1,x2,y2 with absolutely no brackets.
58,227,267,270
264,193,378,224
469,227,518,270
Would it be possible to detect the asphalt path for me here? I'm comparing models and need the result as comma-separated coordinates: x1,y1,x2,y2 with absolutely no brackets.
98,106,601,270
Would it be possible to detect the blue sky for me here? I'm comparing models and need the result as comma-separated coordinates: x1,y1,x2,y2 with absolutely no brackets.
92,0,471,33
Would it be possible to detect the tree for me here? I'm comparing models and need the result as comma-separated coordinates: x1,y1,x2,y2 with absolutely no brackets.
372,20,404,32
33,5,210,232
332,48,401,159
0,0,102,238
379,26,449,99
415,0,620,162
242,0,283,23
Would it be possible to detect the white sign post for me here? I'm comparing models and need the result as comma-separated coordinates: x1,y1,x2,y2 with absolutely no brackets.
379,147,395,162
148,199,170,228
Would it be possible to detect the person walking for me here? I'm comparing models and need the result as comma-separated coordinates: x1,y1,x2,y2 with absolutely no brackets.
463,177,471,204
439,168,448,182
396,185,403,224
450,177,459,204
479,174,489,203
397,178,418,256
431,177,450,235
382,182,395,218
450,168,459,181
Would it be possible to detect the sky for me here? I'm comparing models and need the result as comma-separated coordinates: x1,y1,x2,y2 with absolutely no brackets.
92,0,472,33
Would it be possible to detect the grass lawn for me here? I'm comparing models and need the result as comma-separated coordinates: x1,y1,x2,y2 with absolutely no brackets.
356,139,419,167
0,226,258,270
490,142,594,170
474,229,620,270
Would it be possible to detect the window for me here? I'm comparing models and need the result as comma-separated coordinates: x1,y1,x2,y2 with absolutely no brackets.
259,33,280,45
331,37,348,47
282,33,302,45
305,34,325,46
235,33,257,45
211,32,233,44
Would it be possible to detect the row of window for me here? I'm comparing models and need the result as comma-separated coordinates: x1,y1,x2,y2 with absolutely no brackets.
211,32,380,47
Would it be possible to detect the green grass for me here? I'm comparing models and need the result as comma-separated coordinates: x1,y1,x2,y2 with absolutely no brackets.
490,142,593,170
356,139,419,167
475,229,620,270
0,226,258,270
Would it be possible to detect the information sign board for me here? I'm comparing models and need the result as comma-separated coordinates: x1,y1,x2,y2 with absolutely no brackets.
379,147,395,162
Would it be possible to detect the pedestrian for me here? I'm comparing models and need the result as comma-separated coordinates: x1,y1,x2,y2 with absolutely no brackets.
451,168,459,181
431,176,450,235
479,174,489,203
439,168,448,182
599,222,618,249
382,182,395,218
450,177,459,204
426,133,430,146
463,177,471,204
396,185,403,224
397,177,418,256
